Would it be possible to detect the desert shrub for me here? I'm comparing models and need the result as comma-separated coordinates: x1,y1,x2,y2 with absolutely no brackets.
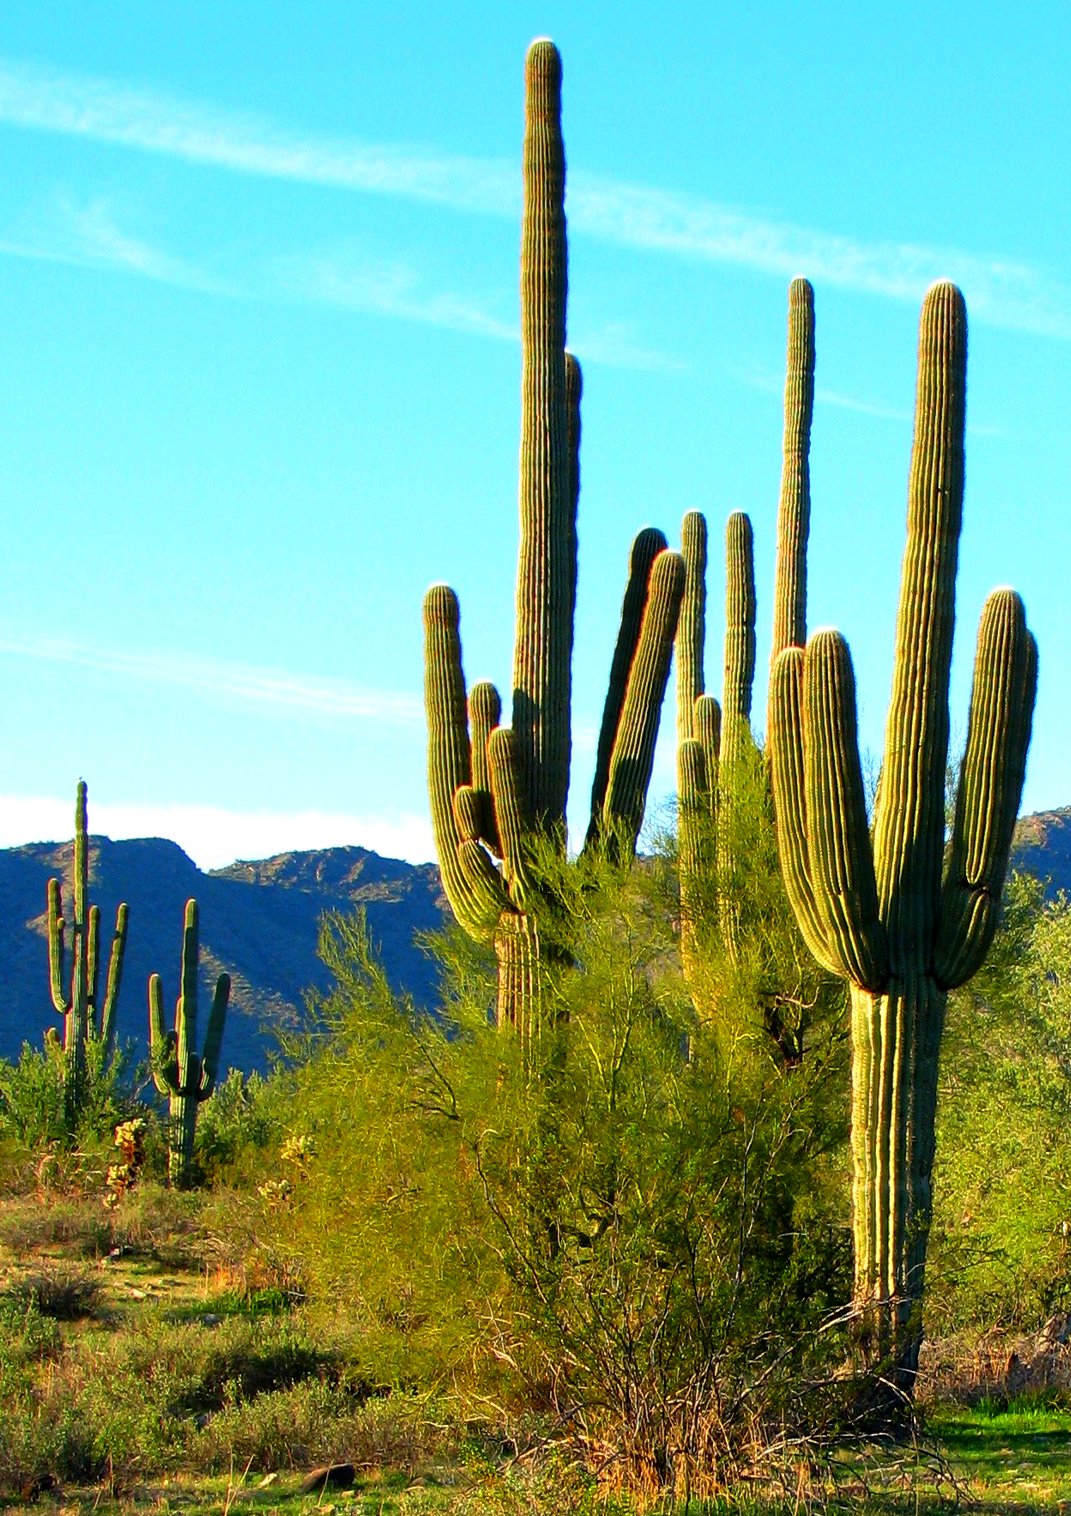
929,875,1071,1333
245,853,853,1498
6,1263,104,1321
0,1034,141,1160
193,1068,278,1185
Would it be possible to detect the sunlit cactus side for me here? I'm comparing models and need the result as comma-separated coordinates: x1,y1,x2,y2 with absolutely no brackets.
47,779,129,1129
768,282,1037,1388
771,277,815,663
423,40,683,1032
149,898,231,1189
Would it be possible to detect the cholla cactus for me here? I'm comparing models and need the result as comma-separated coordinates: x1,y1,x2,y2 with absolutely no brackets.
768,283,1037,1384
47,780,129,1129
424,41,683,1033
149,899,230,1189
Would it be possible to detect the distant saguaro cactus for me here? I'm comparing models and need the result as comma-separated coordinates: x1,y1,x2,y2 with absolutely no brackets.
424,40,683,1033
768,282,1037,1386
149,898,230,1189
47,779,129,1129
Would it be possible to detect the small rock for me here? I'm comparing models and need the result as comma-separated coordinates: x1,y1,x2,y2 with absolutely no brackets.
299,1464,356,1495
257,1472,278,1488
201,1313,222,1327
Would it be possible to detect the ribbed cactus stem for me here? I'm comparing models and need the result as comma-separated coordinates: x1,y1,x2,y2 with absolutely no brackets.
600,549,686,852
513,37,572,831
771,277,815,661
872,282,967,958
768,283,1037,1389
721,513,756,773
150,898,230,1189
587,527,670,842
677,511,707,746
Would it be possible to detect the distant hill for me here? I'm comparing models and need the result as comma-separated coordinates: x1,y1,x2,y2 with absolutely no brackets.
0,837,447,1074
1013,808,1071,895
1,807,1067,1079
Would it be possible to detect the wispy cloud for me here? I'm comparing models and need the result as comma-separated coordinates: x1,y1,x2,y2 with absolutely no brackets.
0,192,235,294
275,248,516,341
0,57,518,213
0,793,436,869
0,55,1067,339
0,631,422,724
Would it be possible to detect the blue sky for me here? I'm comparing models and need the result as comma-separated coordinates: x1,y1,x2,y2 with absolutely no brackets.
0,2,1067,867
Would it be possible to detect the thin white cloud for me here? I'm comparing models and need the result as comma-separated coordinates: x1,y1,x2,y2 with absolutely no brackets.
0,55,1064,338
0,631,422,724
0,57,518,213
0,192,235,294
0,794,437,870
275,248,517,341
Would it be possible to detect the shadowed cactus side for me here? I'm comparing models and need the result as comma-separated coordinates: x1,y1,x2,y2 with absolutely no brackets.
149,898,230,1189
424,40,683,1033
47,779,129,1130
768,282,1037,1390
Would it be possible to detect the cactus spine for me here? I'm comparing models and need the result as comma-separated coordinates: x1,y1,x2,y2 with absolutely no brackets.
149,898,230,1189
768,283,1037,1384
424,41,684,1031
47,779,129,1128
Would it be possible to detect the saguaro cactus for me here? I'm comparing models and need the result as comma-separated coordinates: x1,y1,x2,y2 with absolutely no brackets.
424,41,684,1031
47,779,129,1128
149,898,230,1189
768,282,1037,1384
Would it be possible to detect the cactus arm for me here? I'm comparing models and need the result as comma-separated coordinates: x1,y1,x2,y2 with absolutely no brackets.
47,878,69,1014
935,590,1038,989
768,647,843,979
457,838,510,917
513,38,572,830
86,904,101,1016
771,277,815,661
424,585,499,943
488,726,533,904
803,632,888,991
872,283,967,962
677,510,707,745
469,681,503,854
148,973,178,1095
587,527,669,838
720,512,757,771
97,902,128,1053
600,548,686,852
198,973,231,1098
176,898,201,1086
693,696,721,791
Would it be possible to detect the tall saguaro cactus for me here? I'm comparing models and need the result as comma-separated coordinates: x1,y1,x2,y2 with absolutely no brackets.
149,898,230,1189
424,41,684,1031
768,283,1037,1384
47,779,129,1129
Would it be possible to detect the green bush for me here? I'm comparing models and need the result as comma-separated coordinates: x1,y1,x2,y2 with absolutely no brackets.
930,875,1071,1332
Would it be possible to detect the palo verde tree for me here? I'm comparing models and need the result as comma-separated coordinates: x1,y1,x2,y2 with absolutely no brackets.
424,40,684,1034
768,282,1037,1389
47,779,129,1130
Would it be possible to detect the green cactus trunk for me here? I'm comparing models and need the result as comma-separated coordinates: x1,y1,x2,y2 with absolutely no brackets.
768,283,1037,1395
